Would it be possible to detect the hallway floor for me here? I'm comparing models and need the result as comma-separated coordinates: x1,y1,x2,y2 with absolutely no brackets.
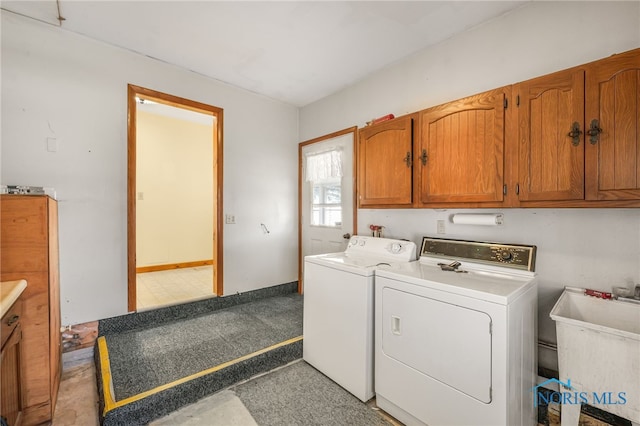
136,266,215,310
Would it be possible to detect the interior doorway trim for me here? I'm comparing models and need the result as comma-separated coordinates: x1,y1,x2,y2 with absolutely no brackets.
297,126,358,293
127,84,224,311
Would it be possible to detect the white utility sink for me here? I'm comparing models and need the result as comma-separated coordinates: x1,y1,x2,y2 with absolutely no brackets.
550,287,640,426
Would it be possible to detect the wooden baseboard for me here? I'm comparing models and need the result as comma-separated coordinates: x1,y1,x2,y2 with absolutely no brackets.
136,259,213,274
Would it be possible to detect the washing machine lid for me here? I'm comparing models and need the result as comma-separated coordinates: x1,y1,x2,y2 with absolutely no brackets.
376,261,536,305
305,252,398,276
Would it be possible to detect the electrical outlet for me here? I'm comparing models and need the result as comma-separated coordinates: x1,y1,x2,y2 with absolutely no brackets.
225,214,236,224
437,220,446,234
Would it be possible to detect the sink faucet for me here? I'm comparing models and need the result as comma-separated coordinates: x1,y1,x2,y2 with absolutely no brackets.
612,284,640,303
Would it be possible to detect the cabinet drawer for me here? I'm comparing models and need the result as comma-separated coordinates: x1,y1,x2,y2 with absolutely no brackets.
1,246,48,272
0,196,48,245
1,196,49,272
1,298,22,349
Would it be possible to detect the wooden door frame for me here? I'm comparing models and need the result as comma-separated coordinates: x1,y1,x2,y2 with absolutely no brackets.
127,84,224,311
297,126,358,293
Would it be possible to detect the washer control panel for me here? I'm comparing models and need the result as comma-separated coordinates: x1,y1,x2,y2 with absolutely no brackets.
347,236,417,261
421,237,536,272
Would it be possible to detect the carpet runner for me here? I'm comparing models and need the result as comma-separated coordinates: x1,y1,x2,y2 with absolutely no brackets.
95,286,303,425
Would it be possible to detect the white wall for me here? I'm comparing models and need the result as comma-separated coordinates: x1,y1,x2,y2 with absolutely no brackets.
299,1,640,370
301,2,640,138
1,12,299,325
136,110,213,268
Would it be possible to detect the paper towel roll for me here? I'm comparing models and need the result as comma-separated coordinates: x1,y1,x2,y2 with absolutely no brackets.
451,213,503,226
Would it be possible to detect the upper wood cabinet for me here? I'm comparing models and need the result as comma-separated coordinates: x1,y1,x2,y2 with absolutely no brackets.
585,49,640,200
354,47,640,209
514,48,640,205
358,115,414,207
515,68,585,202
418,87,508,204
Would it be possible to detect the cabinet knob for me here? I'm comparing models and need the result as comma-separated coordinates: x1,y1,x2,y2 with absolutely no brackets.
586,119,602,144
567,122,582,146
420,149,428,166
404,152,412,167
6,314,19,326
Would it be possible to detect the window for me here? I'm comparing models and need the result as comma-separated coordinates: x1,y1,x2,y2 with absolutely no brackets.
305,148,343,227
311,178,342,227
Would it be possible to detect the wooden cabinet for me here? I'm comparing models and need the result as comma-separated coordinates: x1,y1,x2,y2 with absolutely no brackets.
1,297,24,426
355,48,640,209
418,87,508,205
0,195,61,425
514,48,640,205
515,68,585,202
358,114,415,207
585,48,640,200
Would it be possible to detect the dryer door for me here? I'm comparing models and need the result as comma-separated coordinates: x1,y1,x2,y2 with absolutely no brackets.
381,287,492,403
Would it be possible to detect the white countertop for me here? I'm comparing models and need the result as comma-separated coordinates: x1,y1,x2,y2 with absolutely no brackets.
1,279,27,317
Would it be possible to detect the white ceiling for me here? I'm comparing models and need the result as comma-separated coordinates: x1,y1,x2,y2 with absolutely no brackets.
1,1,527,107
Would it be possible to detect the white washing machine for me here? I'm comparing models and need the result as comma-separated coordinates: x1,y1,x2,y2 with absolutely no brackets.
303,235,417,402
375,237,538,426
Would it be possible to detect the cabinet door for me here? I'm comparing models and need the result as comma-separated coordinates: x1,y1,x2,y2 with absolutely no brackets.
585,48,640,200
419,88,507,204
1,323,23,426
358,116,413,206
517,68,585,201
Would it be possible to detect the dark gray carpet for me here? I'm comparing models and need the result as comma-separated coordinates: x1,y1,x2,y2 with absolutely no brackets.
234,361,393,426
105,293,303,400
99,282,298,336
96,293,304,425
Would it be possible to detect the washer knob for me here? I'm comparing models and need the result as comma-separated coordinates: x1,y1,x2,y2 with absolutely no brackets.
390,243,402,254
499,250,513,261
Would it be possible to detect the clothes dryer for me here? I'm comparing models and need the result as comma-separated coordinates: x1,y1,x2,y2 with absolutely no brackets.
375,237,538,426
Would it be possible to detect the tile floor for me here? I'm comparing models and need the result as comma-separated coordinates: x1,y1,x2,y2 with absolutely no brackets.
136,266,215,310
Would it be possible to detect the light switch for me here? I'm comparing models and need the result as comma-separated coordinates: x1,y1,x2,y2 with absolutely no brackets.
47,137,58,152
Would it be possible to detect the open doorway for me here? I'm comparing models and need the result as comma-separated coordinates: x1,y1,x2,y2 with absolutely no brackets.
127,84,224,311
